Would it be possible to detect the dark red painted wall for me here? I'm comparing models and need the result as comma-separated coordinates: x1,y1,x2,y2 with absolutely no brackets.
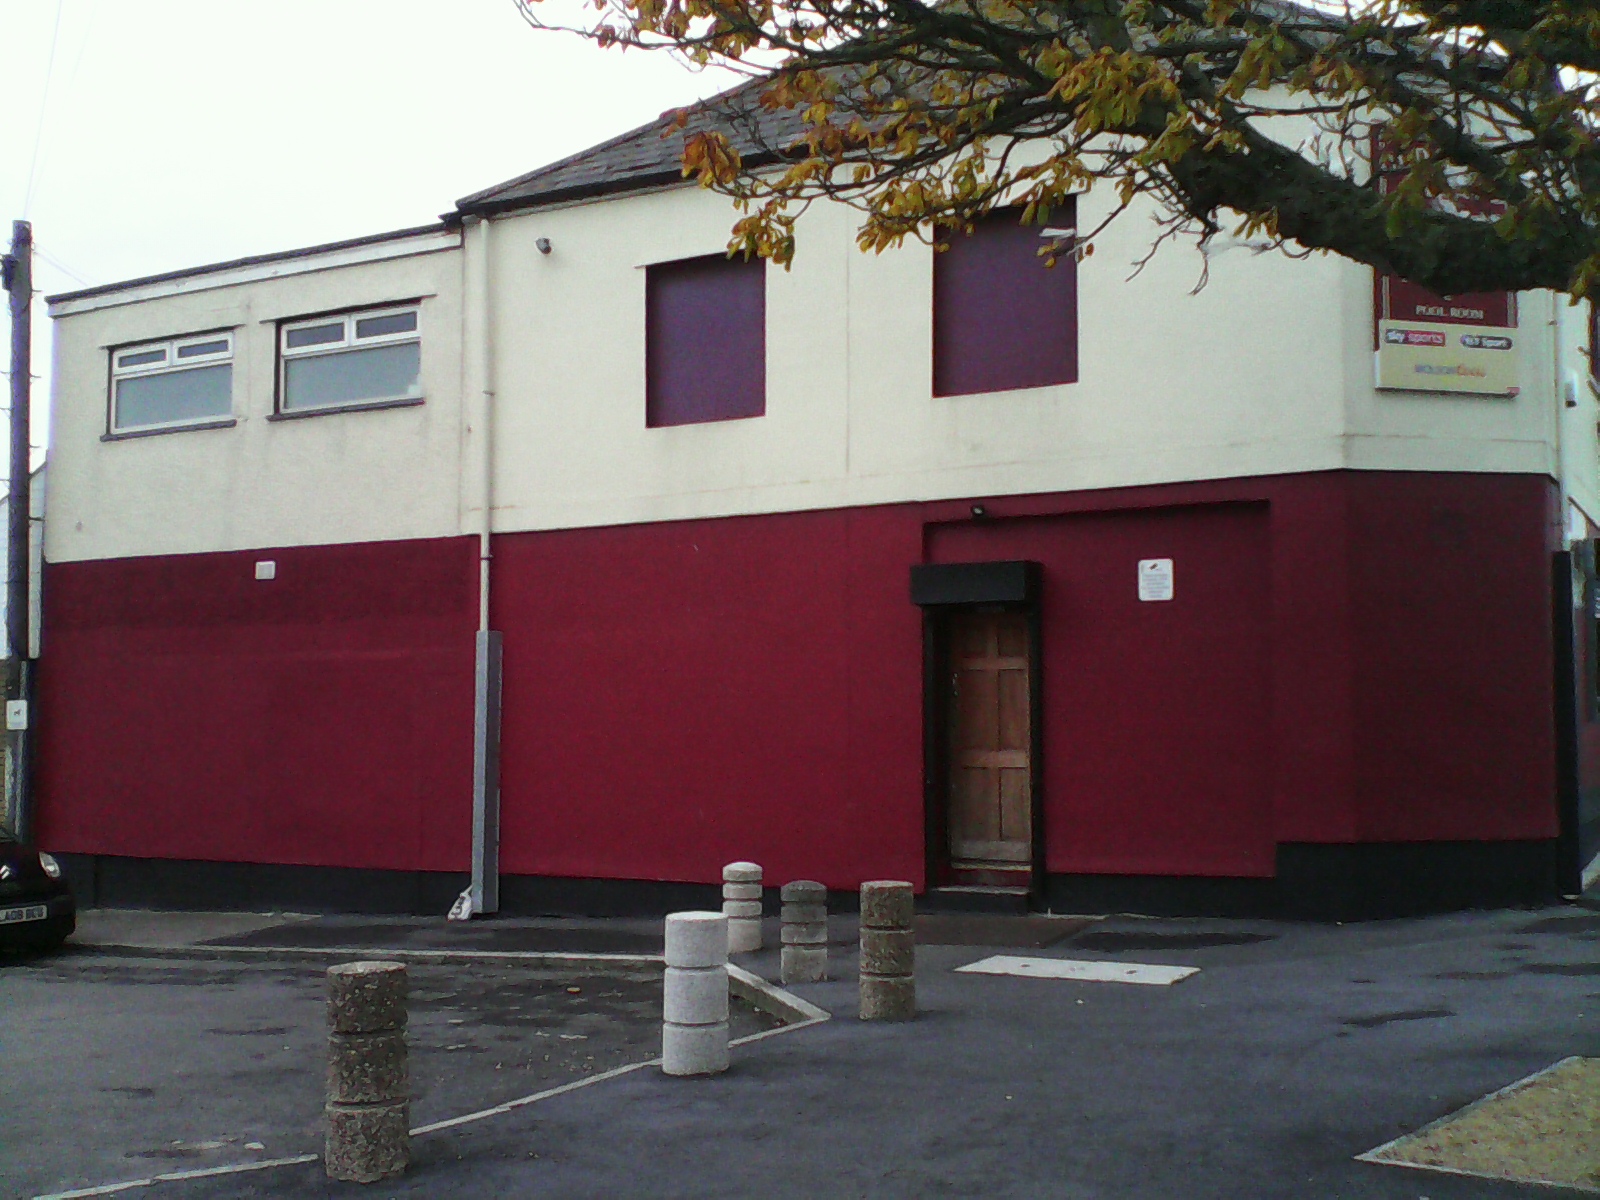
489,508,926,889
34,472,1558,887
930,504,1274,877
1346,473,1556,840
36,537,478,871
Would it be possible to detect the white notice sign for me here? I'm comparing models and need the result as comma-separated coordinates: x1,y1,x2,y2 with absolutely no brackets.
5,700,27,731
1138,559,1174,602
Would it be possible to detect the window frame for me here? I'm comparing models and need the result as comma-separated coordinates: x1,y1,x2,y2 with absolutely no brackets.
106,329,237,437
275,303,423,418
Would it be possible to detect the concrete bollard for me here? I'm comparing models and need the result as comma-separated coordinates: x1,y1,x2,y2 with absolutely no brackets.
722,862,764,954
662,911,730,1076
859,880,916,1021
325,961,409,1182
780,880,828,984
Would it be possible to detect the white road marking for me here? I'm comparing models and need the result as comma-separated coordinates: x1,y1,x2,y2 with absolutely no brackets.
34,964,833,1197
956,955,1200,985
730,1015,830,1047
81,943,661,965
33,1154,319,1199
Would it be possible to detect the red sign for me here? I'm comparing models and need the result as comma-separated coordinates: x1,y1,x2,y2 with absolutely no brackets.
1381,277,1514,328
1371,134,1516,343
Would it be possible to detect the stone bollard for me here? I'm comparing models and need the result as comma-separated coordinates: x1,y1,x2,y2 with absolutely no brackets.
780,880,828,984
722,861,764,954
859,880,916,1021
662,911,730,1076
325,961,409,1183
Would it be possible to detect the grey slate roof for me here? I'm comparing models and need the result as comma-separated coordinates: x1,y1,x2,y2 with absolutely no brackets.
456,77,808,216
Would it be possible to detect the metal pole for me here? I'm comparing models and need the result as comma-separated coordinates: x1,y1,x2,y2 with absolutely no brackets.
4,221,33,840
470,630,501,914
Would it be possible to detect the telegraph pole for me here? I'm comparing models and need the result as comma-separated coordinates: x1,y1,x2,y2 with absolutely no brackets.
3,220,33,839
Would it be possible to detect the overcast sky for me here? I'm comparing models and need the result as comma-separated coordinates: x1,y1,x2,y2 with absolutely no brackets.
0,0,741,463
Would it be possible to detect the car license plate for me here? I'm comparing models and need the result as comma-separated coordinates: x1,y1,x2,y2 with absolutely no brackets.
0,904,47,925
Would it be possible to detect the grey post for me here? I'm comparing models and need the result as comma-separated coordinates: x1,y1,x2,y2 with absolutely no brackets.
780,880,828,984
722,861,763,954
325,961,410,1182
662,911,730,1076
859,880,916,1020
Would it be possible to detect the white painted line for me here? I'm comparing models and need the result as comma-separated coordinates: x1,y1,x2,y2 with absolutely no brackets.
410,1057,660,1134
955,955,1200,986
81,943,661,966
37,956,836,1196
33,1154,318,1200
730,1015,831,1047
413,992,834,1136
1582,850,1600,892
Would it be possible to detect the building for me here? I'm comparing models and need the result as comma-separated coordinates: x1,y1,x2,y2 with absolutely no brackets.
36,97,1600,920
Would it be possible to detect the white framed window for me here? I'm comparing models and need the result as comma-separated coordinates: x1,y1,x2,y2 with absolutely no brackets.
109,332,234,434
279,305,421,413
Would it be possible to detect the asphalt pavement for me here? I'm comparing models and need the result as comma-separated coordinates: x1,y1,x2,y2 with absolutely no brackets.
3,903,1596,1198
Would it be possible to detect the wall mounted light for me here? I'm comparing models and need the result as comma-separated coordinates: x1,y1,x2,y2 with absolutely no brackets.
970,504,988,520
535,238,553,255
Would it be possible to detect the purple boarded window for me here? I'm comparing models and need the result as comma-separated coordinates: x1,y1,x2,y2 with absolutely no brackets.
933,203,1078,397
646,255,766,427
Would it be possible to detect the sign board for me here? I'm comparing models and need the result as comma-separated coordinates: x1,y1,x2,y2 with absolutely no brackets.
1374,276,1520,396
5,700,27,731
1372,142,1519,398
1138,559,1173,602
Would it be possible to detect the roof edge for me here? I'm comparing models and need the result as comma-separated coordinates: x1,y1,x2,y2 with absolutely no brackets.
45,221,455,306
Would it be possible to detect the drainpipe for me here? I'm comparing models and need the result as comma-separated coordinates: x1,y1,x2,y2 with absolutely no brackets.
466,216,501,917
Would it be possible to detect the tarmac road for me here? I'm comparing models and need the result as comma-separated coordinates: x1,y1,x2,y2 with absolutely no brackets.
3,904,1597,1198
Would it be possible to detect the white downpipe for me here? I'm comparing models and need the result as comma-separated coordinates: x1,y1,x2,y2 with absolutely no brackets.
478,217,495,633
459,217,501,919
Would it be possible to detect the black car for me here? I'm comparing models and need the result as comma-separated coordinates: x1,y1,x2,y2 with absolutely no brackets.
0,821,75,953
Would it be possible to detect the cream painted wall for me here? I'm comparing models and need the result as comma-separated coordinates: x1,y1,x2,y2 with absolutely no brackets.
47,182,1577,567
45,240,464,564
1556,299,1600,530
478,179,1561,536
1341,270,1560,478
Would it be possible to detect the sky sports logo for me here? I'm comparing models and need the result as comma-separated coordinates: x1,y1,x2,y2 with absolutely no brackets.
1385,328,1514,352
1385,329,1446,346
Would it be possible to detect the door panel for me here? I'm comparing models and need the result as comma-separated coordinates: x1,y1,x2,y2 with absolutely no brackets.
947,611,1032,868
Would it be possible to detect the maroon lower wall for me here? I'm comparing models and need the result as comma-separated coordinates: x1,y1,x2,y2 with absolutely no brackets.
34,471,1559,895
36,537,479,872
929,503,1274,877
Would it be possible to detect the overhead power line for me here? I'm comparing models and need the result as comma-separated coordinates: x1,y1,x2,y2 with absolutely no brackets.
34,245,91,287
23,0,67,218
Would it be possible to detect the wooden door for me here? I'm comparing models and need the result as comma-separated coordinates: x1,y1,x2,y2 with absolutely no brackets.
946,611,1033,868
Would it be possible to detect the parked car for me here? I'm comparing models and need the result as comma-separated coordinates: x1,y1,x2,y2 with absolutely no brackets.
0,821,75,953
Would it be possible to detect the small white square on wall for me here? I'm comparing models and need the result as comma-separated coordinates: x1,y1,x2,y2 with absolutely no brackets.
1138,558,1174,602
254,560,277,581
